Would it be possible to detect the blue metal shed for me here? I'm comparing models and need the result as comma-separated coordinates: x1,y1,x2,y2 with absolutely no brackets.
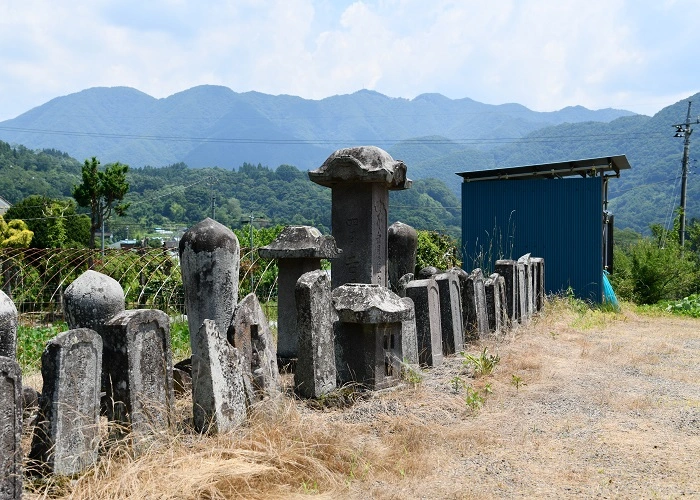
458,156,631,303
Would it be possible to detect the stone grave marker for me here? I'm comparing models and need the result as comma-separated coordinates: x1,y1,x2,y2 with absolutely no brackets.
294,270,336,399
485,275,503,335
179,217,240,341
0,290,17,359
258,225,340,359
404,278,443,367
231,293,281,403
388,221,417,293
531,257,545,312
495,259,518,324
461,268,489,340
517,254,532,323
434,271,464,354
191,320,247,433
309,146,412,289
63,270,125,336
0,356,22,498
102,309,175,440
332,283,414,388
516,260,528,324
29,328,102,476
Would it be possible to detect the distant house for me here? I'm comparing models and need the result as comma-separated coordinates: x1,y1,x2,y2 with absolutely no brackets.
0,196,10,216
458,156,631,303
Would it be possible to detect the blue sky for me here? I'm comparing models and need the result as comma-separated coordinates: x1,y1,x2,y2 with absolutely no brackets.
1,0,698,121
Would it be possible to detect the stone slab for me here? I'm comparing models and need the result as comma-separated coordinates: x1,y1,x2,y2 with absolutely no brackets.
294,270,336,398
102,309,175,438
404,278,443,367
0,290,17,360
231,293,281,403
0,356,22,498
29,328,102,476
434,271,464,354
191,320,247,433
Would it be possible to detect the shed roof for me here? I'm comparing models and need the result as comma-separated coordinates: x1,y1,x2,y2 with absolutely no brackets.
456,155,631,182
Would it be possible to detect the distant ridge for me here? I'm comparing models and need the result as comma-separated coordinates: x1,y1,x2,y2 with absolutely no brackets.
0,85,635,170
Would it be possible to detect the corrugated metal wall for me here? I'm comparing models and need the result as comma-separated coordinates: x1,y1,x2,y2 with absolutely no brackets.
461,176,603,302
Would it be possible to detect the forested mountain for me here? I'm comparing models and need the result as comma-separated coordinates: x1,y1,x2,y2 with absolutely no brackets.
0,86,633,170
0,142,461,241
1,85,697,236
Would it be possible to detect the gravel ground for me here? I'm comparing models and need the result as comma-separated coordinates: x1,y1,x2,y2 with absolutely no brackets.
306,305,700,499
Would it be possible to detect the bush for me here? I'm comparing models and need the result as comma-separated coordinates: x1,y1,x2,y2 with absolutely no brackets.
612,223,699,305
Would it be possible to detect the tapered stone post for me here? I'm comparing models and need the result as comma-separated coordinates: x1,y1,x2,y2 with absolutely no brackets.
179,218,240,342
258,225,341,359
309,146,412,289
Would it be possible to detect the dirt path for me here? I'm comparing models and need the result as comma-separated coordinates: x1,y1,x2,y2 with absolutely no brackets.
23,302,699,499
335,303,700,498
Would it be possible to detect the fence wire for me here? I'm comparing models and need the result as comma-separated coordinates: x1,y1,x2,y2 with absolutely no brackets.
0,247,278,324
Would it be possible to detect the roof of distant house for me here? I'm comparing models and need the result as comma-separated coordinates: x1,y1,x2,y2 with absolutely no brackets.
456,155,631,182
0,196,11,215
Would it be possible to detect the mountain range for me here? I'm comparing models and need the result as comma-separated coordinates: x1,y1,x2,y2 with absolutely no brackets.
0,85,697,234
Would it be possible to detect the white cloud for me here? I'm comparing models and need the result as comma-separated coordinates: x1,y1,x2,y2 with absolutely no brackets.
0,0,698,121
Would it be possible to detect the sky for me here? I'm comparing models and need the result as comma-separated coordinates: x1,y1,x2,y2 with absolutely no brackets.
1,0,699,122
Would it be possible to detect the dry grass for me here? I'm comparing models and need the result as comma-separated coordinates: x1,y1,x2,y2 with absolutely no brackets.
21,298,700,498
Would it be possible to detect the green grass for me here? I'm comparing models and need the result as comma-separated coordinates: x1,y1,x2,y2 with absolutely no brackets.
17,322,67,373
169,317,191,362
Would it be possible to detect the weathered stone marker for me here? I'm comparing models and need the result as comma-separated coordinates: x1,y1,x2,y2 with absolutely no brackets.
485,275,503,335
309,146,412,289
517,255,532,324
294,270,336,399
332,283,414,388
530,257,545,312
102,309,175,439
179,218,240,341
495,259,518,325
434,271,464,354
515,260,528,324
461,268,489,340
29,328,102,476
0,356,22,498
388,221,417,293
231,293,281,403
404,278,443,367
63,270,125,336
258,225,340,359
0,290,18,360
191,320,247,433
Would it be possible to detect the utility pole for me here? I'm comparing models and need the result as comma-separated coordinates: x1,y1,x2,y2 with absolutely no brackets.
673,101,700,246
210,176,216,220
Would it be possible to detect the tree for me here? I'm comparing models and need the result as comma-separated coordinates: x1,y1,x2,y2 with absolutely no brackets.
0,215,33,248
72,157,130,249
6,195,90,248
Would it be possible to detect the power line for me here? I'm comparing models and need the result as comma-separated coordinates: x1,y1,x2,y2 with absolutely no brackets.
0,124,675,147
